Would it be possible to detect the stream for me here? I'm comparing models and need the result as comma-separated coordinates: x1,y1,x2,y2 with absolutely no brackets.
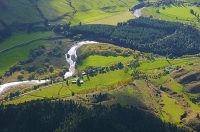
134,7,145,18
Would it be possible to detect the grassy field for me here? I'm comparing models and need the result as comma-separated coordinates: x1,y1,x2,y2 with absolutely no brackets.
161,93,184,124
139,57,200,71
6,69,130,104
165,79,183,94
37,0,74,21
78,55,133,69
0,40,52,75
142,5,200,25
36,0,138,25
0,32,52,51
150,75,169,86
5,83,71,104
71,70,130,93
88,11,134,25
0,0,138,28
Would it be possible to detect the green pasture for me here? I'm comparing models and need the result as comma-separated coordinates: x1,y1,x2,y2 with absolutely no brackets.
70,69,130,93
6,68,130,104
30,83,71,98
77,55,133,69
37,0,137,25
0,32,51,51
0,40,51,75
37,0,74,21
88,11,134,25
150,75,169,86
163,78,200,111
165,79,183,94
5,95,43,105
139,57,200,71
183,94,200,111
142,5,200,24
161,93,184,124
6,83,71,104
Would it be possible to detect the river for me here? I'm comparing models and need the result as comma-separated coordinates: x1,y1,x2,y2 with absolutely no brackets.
134,7,145,18
64,41,98,78
0,41,98,94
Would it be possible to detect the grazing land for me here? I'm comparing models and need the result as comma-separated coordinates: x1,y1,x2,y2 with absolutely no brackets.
77,55,133,70
3,42,200,131
2,1,200,131
88,11,135,25
142,5,200,26
0,32,51,51
0,40,52,75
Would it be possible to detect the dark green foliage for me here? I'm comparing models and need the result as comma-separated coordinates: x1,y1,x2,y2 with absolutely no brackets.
0,20,12,42
190,9,194,15
69,17,200,56
0,100,186,132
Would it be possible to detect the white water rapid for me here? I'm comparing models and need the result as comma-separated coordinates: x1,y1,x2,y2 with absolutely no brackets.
134,7,145,18
64,41,98,78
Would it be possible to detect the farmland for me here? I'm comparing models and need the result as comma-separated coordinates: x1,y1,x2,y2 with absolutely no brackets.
88,11,134,25
0,32,51,51
2,1,200,131
142,5,200,26
3,41,200,131
0,40,52,75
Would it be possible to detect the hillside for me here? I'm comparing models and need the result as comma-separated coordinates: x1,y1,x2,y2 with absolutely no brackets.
69,17,200,56
0,0,137,28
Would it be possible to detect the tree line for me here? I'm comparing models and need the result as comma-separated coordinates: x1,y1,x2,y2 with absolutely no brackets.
68,17,200,56
0,99,187,132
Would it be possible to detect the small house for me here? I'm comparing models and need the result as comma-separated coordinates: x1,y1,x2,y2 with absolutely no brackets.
82,72,86,76
71,81,77,84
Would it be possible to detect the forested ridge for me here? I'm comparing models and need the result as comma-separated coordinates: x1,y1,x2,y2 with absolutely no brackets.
0,100,186,132
69,17,200,56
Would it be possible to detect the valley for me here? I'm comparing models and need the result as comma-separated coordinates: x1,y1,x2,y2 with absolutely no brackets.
1,0,200,131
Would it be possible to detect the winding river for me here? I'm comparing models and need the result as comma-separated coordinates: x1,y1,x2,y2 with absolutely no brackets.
0,41,98,94
134,7,145,18
0,6,144,94
64,41,98,78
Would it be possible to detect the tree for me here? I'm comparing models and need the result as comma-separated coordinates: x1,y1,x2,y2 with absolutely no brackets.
156,9,160,13
168,53,174,59
28,72,35,80
66,80,69,86
49,65,54,73
117,62,124,69
190,9,194,15
17,74,24,81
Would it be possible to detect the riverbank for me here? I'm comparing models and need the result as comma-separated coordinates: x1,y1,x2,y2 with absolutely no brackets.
0,41,98,94
64,41,98,78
